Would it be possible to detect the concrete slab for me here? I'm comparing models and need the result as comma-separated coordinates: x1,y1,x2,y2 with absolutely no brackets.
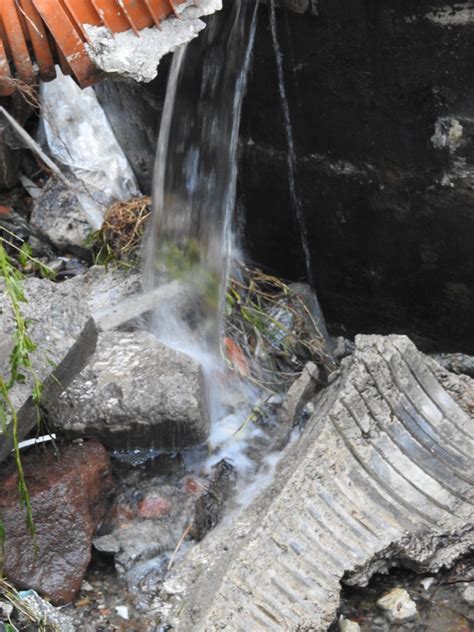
160,334,474,630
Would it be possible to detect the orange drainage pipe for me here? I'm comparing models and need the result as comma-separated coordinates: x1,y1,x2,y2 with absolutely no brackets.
0,0,186,97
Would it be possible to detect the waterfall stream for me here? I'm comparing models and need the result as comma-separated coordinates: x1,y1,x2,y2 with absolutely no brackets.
143,1,262,474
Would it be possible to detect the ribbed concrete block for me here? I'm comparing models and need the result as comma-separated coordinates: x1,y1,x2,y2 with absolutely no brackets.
161,334,473,631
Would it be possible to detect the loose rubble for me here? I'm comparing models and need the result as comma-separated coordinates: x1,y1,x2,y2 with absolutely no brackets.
158,335,474,630
376,587,418,622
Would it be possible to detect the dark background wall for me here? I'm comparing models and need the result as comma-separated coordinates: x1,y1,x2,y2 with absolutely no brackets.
96,0,474,353
239,0,474,353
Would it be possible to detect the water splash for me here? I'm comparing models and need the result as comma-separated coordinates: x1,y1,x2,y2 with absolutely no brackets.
268,0,314,287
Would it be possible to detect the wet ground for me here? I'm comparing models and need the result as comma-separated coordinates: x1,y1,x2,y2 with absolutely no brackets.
332,554,474,632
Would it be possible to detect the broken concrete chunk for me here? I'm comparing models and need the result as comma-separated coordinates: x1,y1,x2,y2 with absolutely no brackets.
85,1,223,83
29,178,91,256
46,331,208,450
161,334,474,631
280,360,319,425
377,587,417,622
0,277,97,463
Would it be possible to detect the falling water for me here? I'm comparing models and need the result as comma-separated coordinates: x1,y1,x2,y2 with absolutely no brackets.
143,1,261,469
144,1,258,358
268,0,314,287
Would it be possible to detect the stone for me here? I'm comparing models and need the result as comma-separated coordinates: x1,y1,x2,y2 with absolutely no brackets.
0,276,98,463
280,361,320,425
0,440,113,605
377,588,417,622
15,590,75,632
29,178,91,256
462,584,474,606
46,331,208,450
93,534,121,555
138,495,172,519
431,353,474,378
338,617,361,632
159,335,474,631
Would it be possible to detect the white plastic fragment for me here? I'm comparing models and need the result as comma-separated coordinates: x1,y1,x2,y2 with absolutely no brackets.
115,605,129,620
18,434,56,450
40,68,140,229
420,576,435,591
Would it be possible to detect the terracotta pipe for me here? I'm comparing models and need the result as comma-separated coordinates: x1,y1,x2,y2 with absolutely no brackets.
0,0,187,96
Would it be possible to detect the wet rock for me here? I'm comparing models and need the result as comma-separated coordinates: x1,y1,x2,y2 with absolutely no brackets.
47,331,208,450
0,276,98,463
16,590,75,631
377,587,417,622
99,481,195,606
338,617,361,632
0,441,113,605
191,459,236,542
333,336,356,361
461,584,474,606
138,494,171,519
431,353,474,378
69,264,142,322
161,334,474,631
280,360,319,426
30,178,92,256
93,534,121,555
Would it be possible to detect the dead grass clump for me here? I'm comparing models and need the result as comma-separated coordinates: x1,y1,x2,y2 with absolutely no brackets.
224,263,335,392
90,196,152,267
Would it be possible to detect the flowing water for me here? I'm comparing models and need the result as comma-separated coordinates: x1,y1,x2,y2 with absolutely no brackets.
143,1,263,475
268,0,314,287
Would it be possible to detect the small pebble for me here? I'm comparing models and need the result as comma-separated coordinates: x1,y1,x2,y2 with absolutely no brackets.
115,605,129,620
462,584,474,606
81,580,94,592
338,615,361,631
377,587,417,622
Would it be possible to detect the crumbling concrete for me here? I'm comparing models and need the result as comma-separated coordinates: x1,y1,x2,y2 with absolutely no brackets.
159,335,474,630
0,277,97,463
46,331,208,450
85,1,222,83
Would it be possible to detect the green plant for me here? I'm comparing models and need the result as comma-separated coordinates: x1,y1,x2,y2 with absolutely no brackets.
0,228,54,545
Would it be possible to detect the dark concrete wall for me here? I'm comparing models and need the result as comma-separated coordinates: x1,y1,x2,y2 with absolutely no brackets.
239,1,474,352
98,1,474,353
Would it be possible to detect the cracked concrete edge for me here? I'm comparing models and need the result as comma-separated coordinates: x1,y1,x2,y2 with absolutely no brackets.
85,0,223,83
0,318,98,463
158,334,474,631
